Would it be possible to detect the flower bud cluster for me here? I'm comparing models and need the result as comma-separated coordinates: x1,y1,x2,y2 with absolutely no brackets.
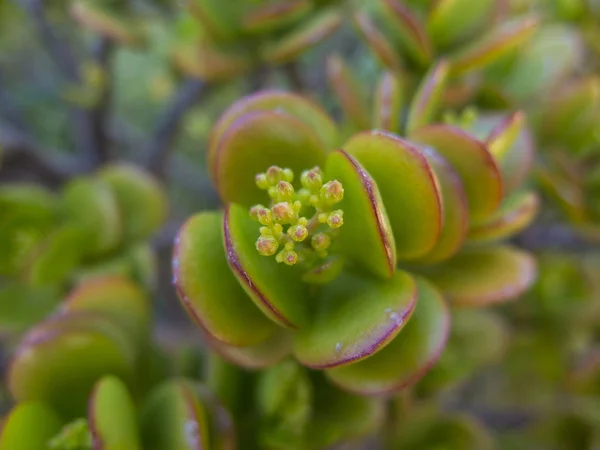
250,165,345,266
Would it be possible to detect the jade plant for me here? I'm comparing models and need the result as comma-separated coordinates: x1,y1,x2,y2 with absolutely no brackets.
171,0,345,82
0,164,167,334
173,81,538,400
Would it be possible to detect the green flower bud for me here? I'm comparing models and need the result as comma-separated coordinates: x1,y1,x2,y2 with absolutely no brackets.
327,210,344,229
276,249,299,266
283,168,294,183
266,166,284,185
257,235,279,256
311,232,331,252
320,180,344,205
276,181,295,202
272,202,296,224
288,225,309,242
300,168,323,192
257,207,273,226
256,173,269,190
298,188,311,206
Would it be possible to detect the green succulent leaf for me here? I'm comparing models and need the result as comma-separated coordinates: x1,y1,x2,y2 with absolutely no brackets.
373,72,404,133
294,270,416,369
324,149,396,278
0,402,63,450
326,277,449,395
352,10,404,73
241,1,313,35
174,211,278,346
343,131,443,261
88,376,141,449
423,245,537,307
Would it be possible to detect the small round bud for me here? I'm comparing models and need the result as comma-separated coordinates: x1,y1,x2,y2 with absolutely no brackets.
318,213,328,224
277,250,298,266
266,166,284,185
271,202,296,224
310,195,319,206
272,223,283,237
298,188,311,206
293,201,302,213
257,207,272,226
327,210,344,229
268,186,278,199
311,232,331,252
249,204,263,220
301,168,323,191
288,225,308,242
284,241,295,251
297,217,308,227
256,235,279,256
259,226,271,236
320,180,344,205
256,173,269,190
276,181,295,201
283,168,294,182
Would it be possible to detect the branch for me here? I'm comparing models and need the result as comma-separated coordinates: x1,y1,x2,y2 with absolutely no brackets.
146,79,208,178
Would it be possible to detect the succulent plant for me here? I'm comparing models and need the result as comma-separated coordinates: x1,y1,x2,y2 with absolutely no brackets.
171,0,344,82
173,83,538,397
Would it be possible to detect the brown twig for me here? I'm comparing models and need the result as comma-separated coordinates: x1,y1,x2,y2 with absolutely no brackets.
146,79,209,179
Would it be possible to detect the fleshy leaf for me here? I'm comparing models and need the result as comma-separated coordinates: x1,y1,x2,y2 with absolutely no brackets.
373,72,404,133
448,17,539,77
423,245,537,307
302,256,345,285
405,61,450,136
379,0,432,67
224,204,308,328
468,190,539,244
411,125,503,222
89,376,141,449
352,11,403,73
260,10,342,65
140,379,210,450
9,313,134,419
98,164,168,242
326,55,371,129
413,148,468,264
325,150,396,278
344,131,443,260
173,212,277,346
241,1,312,34
209,90,337,176
211,111,327,206
327,277,449,395
427,0,496,49
0,283,61,334
0,402,63,450
294,270,416,369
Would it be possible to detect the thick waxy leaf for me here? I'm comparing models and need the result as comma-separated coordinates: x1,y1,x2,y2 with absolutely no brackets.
471,113,534,195
210,329,293,369
427,0,496,49
9,314,134,419
62,177,122,258
261,10,342,64
172,42,253,83
352,11,403,73
305,374,385,450
212,111,327,206
468,190,539,243
417,309,507,395
294,270,417,369
209,90,337,176
536,166,585,222
98,164,167,242
63,275,151,347
498,24,583,101
302,256,345,285
424,245,537,307
141,379,210,450
448,17,539,76
327,277,449,395
325,150,396,277
224,204,308,328
373,72,404,133
380,0,433,67
173,212,277,346
411,125,503,222
186,0,244,43
414,149,468,264
70,2,144,46
242,1,312,34
344,132,442,260
89,376,141,449
0,402,62,450
326,55,371,129
0,284,60,334
405,61,450,136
